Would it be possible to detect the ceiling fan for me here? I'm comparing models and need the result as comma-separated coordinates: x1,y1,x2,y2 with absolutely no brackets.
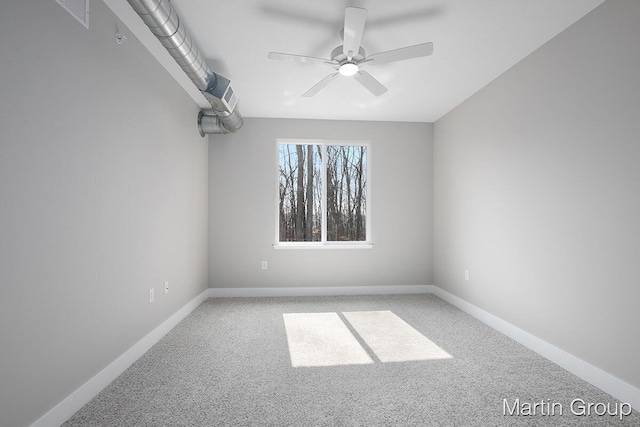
267,7,434,97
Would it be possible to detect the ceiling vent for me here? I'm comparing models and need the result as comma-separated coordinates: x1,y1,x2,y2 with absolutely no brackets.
57,0,90,29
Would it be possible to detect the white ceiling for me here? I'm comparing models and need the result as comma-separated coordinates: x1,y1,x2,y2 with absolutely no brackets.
106,0,606,123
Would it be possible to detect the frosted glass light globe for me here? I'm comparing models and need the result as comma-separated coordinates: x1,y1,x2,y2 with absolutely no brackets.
339,62,359,76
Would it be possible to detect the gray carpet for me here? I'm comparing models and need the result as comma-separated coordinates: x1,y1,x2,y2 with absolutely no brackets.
64,294,639,426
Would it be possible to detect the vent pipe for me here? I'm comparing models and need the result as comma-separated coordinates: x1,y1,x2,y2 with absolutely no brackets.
127,0,243,135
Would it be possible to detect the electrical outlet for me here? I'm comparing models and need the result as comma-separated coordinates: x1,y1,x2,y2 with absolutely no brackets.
261,261,268,270
149,288,155,303
465,270,470,281
164,281,169,294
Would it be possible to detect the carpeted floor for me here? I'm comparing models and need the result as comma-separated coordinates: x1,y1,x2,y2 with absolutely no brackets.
64,294,639,426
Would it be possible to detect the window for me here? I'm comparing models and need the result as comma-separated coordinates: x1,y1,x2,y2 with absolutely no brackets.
277,139,370,247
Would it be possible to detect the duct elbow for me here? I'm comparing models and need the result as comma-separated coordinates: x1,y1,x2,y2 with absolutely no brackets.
218,108,244,133
198,110,244,136
198,112,226,136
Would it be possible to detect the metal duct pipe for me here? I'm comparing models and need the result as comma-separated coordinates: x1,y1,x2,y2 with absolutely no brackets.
128,0,243,135
198,110,244,136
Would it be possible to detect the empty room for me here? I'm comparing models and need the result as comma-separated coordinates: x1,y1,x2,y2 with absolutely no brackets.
1,0,639,426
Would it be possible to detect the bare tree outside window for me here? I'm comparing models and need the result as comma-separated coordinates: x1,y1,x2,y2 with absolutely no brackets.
279,141,368,243
279,144,322,242
326,145,367,241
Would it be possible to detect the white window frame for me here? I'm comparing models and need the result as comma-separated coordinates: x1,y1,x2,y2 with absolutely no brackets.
274,139,372,249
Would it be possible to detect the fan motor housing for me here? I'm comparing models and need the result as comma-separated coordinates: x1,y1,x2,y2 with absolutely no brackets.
331,45,367,64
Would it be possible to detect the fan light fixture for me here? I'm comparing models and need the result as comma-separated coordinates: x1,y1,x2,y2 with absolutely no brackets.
339,62,359,76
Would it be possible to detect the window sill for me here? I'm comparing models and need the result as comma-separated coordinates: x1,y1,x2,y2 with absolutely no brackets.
273,243,374,250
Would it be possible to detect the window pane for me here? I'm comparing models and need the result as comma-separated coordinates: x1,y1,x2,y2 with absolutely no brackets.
326,145,367,241
279,144,322,242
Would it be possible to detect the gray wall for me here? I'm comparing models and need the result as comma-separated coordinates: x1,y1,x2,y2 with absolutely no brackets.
433,0,640,389
0,1,209,426
209,118,433,289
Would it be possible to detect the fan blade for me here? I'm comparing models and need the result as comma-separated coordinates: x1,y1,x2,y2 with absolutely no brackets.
353,71,387,96
268,52,333,65
343,7,367,59
368,42,434,65
302,73,340,97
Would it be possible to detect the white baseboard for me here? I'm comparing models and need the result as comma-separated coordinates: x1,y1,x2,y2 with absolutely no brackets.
208,285,434,298
30,284,638,426
430,286,640,412
30,289,210,427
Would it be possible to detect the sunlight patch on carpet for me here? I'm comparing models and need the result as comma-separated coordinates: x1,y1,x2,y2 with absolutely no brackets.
283,312,374,367
283,310,451,367
342,310,452,362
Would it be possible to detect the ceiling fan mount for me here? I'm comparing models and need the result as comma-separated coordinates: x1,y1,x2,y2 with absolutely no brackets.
267,7,434,97
330,46,367,76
